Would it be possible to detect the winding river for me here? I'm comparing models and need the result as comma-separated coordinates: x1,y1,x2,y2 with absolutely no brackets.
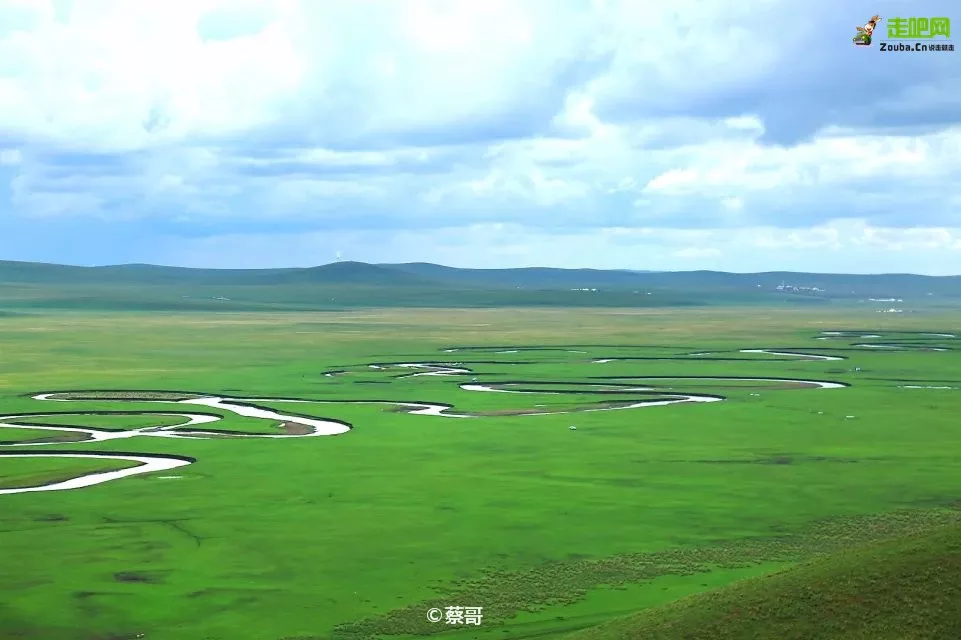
0,347,858,495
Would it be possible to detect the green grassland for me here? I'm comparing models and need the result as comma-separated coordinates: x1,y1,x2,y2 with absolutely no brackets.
0,307,959,639
0,281,754,311
0,456,142,490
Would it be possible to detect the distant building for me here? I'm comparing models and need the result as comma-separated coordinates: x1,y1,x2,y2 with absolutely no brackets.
775,283,823,293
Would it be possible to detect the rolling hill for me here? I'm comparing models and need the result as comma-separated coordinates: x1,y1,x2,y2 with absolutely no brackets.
383,262,961,297
0,260,432,286
1,259,959,311
563,522,961,640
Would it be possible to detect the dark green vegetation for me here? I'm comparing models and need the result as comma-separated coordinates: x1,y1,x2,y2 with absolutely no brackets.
3,259,961,311
565,521,961,640
0,456,140,490
0,308,959,639
0,427,90,444
7,413,191,430
40,391,202,401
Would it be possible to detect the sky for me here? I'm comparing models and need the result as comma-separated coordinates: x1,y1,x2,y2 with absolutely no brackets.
1,0,959,273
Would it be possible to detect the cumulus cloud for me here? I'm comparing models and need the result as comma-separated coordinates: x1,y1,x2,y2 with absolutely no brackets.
0,0,959,272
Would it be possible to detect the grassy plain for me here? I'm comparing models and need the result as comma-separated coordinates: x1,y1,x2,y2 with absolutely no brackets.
0,307,959,639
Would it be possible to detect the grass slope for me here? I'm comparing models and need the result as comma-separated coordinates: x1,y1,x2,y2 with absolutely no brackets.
565,523,961,640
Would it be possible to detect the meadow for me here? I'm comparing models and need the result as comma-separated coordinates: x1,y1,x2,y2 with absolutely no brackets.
0,306,960,639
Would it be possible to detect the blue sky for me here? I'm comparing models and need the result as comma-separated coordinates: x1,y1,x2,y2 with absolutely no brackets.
1,0,959,273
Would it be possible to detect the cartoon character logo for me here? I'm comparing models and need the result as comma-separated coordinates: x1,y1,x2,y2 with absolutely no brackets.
853,15,881,45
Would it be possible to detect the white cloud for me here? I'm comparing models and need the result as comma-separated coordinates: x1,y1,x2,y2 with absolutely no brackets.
0,0,959,272
723,116,765,132
644,169,698,193
643,127,961,196
0,1,804,152
0,0,304,150
720,197,743,212
751,225,843,251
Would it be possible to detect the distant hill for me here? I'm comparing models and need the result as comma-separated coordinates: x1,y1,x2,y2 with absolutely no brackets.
564,522,961,640
381,262,961,297
1,259,960,311
274,261,434,286
381,262,659,289
0,260,431,287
